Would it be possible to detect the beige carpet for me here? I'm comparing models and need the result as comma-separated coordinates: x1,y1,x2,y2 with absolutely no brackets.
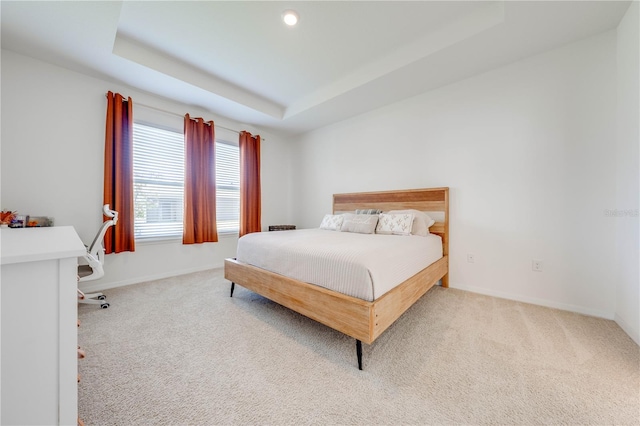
78,269,639,425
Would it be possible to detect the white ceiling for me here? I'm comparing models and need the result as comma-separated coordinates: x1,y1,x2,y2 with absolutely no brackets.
1,1,632,136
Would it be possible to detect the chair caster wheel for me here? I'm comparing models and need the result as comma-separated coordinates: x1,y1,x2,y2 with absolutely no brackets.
100,303,110,309
98,295,106,300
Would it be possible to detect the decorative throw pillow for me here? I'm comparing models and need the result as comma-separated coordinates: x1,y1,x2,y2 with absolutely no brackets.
387,209,435,237
319,214,344,231
375,213,415,236
340,213,379,234
355,209,383,215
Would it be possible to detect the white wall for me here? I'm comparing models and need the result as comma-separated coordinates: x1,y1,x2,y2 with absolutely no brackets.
291,30,619,319
0,49,293,292
615,1,640,345
2,16,635,340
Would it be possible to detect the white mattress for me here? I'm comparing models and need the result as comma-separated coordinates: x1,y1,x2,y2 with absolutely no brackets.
235,229,443,301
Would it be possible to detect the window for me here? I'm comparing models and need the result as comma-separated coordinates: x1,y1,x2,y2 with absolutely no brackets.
215,142,240,233
132,122,239,240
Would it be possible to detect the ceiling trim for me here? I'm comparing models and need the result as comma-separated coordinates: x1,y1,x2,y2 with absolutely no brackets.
112,33,285,120
284,1,506,120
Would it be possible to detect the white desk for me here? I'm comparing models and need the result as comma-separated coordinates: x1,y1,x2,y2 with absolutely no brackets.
1,226,86,425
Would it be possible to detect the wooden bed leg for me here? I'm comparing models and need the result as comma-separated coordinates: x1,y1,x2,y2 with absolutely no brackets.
356,340,363,370
441,274,449,288
230,282,235,297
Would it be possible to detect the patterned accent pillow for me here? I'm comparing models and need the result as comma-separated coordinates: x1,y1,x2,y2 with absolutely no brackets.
355,209,383,215
340,213,379,234
387,209,435,237
319,214,344,231
375,213,415,236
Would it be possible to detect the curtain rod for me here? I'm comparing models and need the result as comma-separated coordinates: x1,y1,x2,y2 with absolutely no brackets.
108,94,262,139
136,102,247,136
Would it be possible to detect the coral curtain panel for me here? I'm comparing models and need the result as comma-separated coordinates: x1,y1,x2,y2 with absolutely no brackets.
239,131,261,237
103,91,135,253
183,114,218,244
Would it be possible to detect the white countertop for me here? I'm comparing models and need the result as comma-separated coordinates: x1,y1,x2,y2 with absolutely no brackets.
0,226,86,265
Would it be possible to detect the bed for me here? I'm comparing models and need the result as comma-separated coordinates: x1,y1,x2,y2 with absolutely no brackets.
224,187,449,369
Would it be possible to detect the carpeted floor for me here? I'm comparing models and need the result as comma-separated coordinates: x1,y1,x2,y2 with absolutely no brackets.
78,269,639,425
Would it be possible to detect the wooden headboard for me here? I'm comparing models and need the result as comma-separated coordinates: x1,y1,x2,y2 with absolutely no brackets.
333,187,449,257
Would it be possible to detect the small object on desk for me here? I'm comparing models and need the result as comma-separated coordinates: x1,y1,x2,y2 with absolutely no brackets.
268,225,296,231
26,216,54,227
9,214,24,228
1,210,16,226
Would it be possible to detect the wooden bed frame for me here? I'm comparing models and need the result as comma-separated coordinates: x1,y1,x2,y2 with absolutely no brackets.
224,187,449,369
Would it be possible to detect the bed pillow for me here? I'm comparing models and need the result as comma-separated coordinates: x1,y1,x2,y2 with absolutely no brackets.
375,213,414,236
355,209,383,215
340,213,379,234
387,209,435,237
319,214,344,231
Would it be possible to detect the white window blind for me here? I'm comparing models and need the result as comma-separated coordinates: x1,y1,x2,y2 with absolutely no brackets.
132,123,240,240
133,123,184,239
216,141,240,233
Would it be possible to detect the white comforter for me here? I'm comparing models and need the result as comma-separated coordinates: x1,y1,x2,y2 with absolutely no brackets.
236,229,443,301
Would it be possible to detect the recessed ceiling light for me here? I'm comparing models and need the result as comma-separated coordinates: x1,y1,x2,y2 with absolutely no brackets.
282,10,299,26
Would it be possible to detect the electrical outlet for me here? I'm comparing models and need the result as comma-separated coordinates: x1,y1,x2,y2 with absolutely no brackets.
532,260,543,272
467,254,475,263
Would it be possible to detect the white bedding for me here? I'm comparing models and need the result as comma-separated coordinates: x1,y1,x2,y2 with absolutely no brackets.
235,229,443,301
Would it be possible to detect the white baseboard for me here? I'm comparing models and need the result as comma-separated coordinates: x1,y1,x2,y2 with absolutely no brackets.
451,283,615,320
78,264,224,294
614,313,640,346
